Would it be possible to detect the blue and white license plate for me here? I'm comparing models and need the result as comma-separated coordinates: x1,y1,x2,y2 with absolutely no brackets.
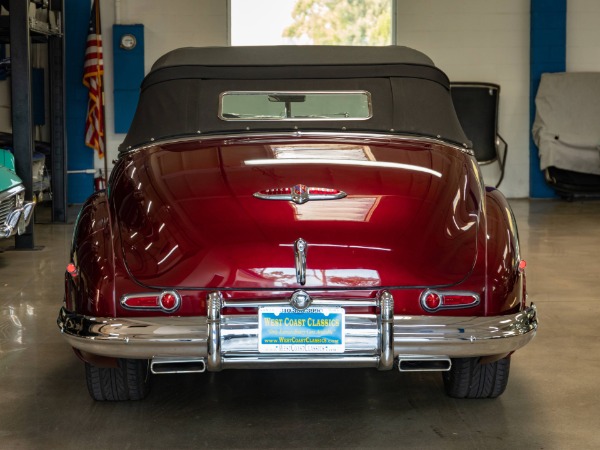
258,306,345,353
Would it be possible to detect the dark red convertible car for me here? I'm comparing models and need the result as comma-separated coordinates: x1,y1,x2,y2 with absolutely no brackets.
58,46,537,401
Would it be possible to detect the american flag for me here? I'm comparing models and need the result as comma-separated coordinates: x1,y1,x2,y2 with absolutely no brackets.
83,0,105,158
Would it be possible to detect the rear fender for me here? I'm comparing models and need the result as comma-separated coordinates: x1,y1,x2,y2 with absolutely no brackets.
69,192,116,317
485,188,524,315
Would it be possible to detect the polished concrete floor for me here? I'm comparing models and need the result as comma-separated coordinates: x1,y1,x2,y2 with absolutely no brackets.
1,199,599,449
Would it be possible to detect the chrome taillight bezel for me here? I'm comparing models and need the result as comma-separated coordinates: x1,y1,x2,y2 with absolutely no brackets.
420,289,480,313
121,290,181,313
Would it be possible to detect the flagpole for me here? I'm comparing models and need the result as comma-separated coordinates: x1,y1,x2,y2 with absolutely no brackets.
95,0,109,187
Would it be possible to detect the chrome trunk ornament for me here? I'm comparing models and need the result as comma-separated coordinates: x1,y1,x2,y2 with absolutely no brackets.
291,184,309,204
294,238,308,285
254,185,346,204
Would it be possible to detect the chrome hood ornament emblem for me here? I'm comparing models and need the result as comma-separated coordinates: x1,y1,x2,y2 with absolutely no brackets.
254,185,346,204
294,238,308,286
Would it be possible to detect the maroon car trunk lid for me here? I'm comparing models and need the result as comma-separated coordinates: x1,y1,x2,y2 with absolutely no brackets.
113,139,481,290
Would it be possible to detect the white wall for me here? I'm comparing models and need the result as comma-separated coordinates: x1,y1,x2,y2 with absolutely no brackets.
100,0,227,169
396,0,530,198
100,0,532,197
567,0,600,71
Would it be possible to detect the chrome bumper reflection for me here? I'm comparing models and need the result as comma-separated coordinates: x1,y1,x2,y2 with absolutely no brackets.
57,300,537,371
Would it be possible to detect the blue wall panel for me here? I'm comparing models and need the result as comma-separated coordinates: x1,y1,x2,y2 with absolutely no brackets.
65,0,94,203
113,24,145,133
530,0,566,198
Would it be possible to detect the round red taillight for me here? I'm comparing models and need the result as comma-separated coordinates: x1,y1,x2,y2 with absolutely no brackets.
424,292,441,311
66,263,78,277
159,292,179,311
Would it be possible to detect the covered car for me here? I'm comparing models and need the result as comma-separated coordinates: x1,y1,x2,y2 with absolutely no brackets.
57,46,537,401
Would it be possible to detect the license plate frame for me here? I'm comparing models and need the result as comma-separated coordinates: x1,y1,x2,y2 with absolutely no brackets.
258,306,345,353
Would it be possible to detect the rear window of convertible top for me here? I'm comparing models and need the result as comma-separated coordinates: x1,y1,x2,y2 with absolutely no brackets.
219,91,372,121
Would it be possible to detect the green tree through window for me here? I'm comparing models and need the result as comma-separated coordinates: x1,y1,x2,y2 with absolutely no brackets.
283,0,392,45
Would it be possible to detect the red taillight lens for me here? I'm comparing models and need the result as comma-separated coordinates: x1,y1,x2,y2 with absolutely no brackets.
122,295,159,309
66,263,78,277
442,294,478,307
424,292,441,310
159,292,179,311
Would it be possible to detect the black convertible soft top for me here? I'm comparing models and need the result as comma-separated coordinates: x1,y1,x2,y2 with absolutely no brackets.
150,45,435,71
120,46,470,151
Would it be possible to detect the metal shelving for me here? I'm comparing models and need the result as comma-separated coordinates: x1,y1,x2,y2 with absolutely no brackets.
3,0,66,249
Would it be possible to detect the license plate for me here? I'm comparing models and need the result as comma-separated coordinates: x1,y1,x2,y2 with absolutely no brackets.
258,306,345,353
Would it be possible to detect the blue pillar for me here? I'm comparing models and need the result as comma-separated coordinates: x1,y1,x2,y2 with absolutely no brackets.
530,0,566,198
113,24,145,133
65,0,94,203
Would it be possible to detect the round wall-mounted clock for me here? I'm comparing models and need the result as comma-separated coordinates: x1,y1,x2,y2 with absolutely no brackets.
120,34,137,50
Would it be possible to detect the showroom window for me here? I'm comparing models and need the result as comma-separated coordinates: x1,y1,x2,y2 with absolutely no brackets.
230,0,395,46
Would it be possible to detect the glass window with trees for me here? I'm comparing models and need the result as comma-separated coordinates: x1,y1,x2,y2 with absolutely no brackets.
230,0,394,46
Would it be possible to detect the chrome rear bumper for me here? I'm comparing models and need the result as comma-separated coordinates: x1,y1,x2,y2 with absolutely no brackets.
58,292,537,371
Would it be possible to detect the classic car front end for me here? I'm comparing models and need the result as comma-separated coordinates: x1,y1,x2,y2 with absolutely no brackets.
58,46,537,401
0,149,35,240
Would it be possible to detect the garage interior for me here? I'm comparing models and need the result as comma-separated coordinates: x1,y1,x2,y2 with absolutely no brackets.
1,1,599,448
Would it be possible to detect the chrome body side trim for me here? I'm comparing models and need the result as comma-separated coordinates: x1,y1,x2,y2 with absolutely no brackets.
57,303,537,370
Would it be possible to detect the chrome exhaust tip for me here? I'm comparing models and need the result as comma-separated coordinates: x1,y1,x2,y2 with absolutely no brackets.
150,357,206,374
397,356,451,372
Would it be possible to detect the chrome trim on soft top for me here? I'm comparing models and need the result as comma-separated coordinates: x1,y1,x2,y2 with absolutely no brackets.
120,132,474,157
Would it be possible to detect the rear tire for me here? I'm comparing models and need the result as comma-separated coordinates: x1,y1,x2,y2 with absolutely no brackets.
85,359,152,401
443,356,510,399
